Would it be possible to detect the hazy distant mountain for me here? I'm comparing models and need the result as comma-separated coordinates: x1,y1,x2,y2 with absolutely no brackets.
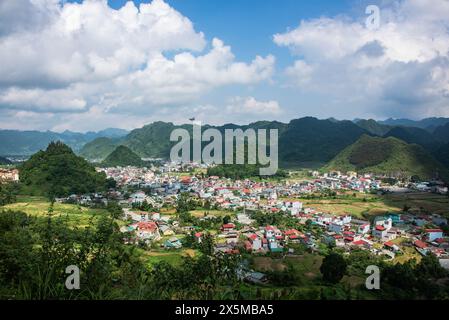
325,135,449,180
379,117,449,131
0,128,128,156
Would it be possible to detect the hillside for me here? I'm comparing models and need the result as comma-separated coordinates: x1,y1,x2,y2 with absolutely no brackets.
79,137,120,161
433,123,449,143
123,121,181,158
384,126,442,152
435,143,449,169
324,135,449,180
102,146,145,167
279,117,369,166
79,117,370,168
19,142,109,197
355,119,392,136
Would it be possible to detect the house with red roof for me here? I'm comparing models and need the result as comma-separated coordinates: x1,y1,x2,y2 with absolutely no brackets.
221,223,236,233
136,221,160,240
194,232,203,243
384,241,400,252
414,240,428,249
351,239,371,249
372,225,388,239
246,234,262,251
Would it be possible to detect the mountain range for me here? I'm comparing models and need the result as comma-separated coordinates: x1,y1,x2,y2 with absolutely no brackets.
2,116,449,180
0,128,128,156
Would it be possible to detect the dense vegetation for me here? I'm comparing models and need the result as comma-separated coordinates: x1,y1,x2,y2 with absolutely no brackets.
0,183,18,206
102,145,145,167
74,117,449,172
435,143,449,169
19,142,109,198
355,119,392,136
384,126,441,152
278,117,369,166
207,164,287,179
78,137,121,161
433,123,449,143
79,118,367,167
325,135,449,180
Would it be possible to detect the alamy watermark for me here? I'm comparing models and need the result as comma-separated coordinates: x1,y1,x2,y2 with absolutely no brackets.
366,5,380,30
170,121,279,176
65,265,80,290
365,265,380,290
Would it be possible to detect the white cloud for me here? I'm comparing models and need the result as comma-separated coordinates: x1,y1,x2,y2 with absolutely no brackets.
0,0,274,114
274,0,449,119
226,96,281,115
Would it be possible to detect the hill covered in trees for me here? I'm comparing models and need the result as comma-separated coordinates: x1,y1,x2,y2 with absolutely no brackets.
79,137,122,161
384,126,441,152
102,146,145,167
79,117,369,168
324,135,449,180
354,119,392,136
19,142,109,197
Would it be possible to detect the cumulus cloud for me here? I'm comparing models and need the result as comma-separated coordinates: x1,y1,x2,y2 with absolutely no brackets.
226,96,281,115
274,0,449,119
0,0,274,115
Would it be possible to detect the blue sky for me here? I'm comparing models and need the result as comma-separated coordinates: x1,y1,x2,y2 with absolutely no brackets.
0,0,448,131
108,0,353,67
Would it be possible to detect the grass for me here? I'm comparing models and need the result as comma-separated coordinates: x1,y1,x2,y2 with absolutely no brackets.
282,192,449,219
393,245,422,264
141,248,198,267
382,192,449,217
189,209,234,218
281,193,398,219
0,195,110,227
252,253,323,286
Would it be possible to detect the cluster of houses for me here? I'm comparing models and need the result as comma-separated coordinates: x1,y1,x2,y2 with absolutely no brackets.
0,168,19,183
56,164,448,269
120,208,184,249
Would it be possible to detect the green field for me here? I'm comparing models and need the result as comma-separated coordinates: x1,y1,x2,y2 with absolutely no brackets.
189,209,234,218
141,248,198,267
0,195,111,227
282,192,449,219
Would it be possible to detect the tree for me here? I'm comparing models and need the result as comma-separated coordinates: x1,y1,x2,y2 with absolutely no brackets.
320,252,347,284
222,215,231,225
198,233,215,257
106,201,124,219
416,253,447,280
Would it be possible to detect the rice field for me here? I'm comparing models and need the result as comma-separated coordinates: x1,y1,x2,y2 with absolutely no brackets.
0,195,110,227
